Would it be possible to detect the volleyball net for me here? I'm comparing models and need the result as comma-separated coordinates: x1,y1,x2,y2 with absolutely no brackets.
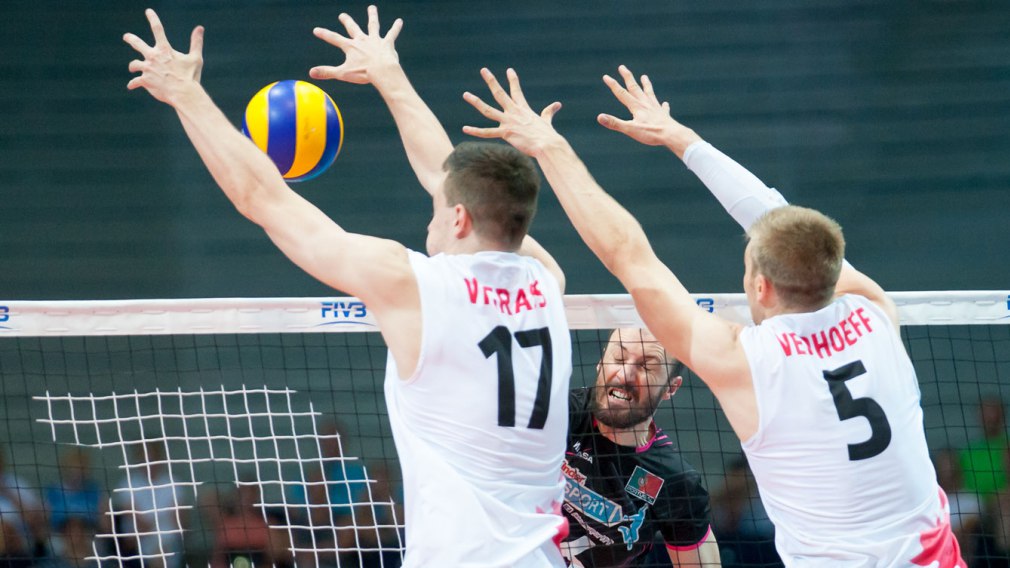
0,292,1007,567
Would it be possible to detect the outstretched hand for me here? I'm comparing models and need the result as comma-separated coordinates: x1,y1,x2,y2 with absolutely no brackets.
598,65,700,155
462,68,564,158
310,5,403,86
123,9,204,104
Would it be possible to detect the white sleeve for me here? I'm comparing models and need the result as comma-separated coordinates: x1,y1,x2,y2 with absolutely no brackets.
682,141,787,232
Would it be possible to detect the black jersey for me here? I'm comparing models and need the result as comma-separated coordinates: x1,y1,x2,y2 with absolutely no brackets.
561,389,711,567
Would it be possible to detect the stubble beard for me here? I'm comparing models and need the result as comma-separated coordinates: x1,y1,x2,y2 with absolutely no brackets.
590,385,662,430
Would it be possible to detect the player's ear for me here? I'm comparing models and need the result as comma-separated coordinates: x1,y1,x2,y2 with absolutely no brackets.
755,273,775,307
664,376,683,400
453,204,472,239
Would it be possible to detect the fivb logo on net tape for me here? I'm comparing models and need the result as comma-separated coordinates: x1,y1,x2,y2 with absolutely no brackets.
318,300,373,327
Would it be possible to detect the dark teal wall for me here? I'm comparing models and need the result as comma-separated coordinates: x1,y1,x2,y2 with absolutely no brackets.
3,1,1008,300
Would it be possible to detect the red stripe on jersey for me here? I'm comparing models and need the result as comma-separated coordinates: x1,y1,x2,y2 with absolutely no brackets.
910,489,967,568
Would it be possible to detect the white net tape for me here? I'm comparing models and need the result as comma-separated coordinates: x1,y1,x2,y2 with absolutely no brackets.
2,292,1007,338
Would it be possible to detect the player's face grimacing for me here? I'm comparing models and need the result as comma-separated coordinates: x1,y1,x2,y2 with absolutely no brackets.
591,328,680,430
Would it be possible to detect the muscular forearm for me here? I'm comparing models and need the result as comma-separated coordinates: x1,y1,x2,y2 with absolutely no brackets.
170,83,290,223
371,67,453,194
535,139,652,279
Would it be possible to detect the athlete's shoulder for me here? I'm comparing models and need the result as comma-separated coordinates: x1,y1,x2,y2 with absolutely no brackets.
645,445,702,483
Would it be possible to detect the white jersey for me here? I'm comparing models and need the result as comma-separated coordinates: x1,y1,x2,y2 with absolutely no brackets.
739,294,964,567
385,250,571,568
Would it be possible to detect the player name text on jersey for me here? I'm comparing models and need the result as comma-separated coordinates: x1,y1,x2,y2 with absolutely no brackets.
464,277,548,315
776,307,875,358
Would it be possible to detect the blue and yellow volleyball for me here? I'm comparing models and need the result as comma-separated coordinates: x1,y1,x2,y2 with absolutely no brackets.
242,80,343,182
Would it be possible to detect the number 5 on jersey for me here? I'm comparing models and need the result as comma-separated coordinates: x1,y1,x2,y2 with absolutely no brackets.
479,326,553,429
824,360,892,461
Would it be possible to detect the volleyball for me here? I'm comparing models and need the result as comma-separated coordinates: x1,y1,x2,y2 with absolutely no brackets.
242,80,344,182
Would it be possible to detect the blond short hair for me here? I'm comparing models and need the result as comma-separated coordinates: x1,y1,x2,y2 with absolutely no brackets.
747,205,845,309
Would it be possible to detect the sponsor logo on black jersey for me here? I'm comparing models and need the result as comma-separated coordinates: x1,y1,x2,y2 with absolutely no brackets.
569,440,593,463
562,460,587,485
564,476,623,526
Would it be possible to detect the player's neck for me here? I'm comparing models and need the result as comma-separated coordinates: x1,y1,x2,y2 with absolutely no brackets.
597,419,656,448
445,235,515,255
763,297,832,319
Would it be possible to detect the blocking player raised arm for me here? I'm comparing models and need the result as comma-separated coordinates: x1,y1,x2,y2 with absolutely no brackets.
310,6,564,290
462,68,749,397
309,6,448,194
122,9,418,357
596,65,897,330
462,64,964,568
126,10,574,566
586,67,966,567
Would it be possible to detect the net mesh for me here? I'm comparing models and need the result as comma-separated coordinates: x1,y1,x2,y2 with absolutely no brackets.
37,386,402,567
0,292,1007,568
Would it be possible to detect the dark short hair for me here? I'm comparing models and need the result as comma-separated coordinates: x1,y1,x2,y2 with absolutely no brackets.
442,142,540,249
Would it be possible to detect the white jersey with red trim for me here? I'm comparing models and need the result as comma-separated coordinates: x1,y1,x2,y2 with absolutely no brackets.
739,294,964,567
385,250,571,568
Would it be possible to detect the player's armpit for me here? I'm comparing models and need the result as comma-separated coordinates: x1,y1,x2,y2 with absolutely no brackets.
682,311,749,390
518,235,565,293
261,207,423,376
296,234,414,314
834,264,899,333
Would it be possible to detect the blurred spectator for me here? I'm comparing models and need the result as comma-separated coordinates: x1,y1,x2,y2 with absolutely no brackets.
961,395,1010,500
111,440,188,568
211,479,293,568
288,420,370,568
42,447,107,565
33,517,93,568
974,487,1010,568
0,444,47,566
710,456,781,568
352,461,403,568
933,447,983,562
182,487,220,568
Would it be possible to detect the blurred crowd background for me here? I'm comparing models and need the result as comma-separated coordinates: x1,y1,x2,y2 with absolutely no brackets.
2,1,1009,567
